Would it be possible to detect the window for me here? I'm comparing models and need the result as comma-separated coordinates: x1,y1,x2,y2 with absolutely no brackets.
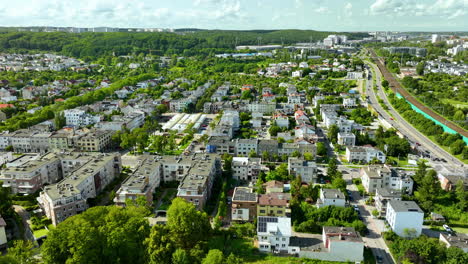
282,244,286,247
276,238,279,241
277,210,283,214
260,210,266,213
282,238,286,241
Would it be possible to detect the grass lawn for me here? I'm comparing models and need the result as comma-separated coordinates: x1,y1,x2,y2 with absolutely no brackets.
33,228,48,238
453,227,468,234
386,157,413,167
441,98,468,109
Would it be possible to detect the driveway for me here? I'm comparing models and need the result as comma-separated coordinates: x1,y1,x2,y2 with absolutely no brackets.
13,205,35,242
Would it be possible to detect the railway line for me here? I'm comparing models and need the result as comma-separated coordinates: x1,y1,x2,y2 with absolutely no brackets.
368,49,468,139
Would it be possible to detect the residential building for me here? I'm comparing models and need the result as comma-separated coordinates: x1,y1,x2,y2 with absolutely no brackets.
247,102,276,114
206,137,235,155
273,113,289,128
263,180,284,194
337,132,355,147
346,146,386,163
38,153,122,225
232,157,262,182
346,72,363,79
63,109,100,127
320,226,364,262
360,165,413,194
176,154,221,210
316,189,346,208
439,233,468,253
0,153,62,194
288,157,317,183
0,151,13,166
386,200,424,237
257,139,279,156
114,155,162,206
231,187,258,222
375,188,402,217
258,193,291,217
257,216,292,253
76,129,113,152
436,165,468,191
235,139,258,156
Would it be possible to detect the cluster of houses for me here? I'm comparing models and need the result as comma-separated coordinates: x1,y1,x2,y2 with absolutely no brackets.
423,59,468,76
0,53,87,72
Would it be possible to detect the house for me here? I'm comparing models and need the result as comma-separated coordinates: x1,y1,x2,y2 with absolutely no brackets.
342,97,357,108
231,187,258,222
258,193,291,217
386,200,424,237
337,132,356,147
263,180,284,194
294,124,316,140
316,189,346,208
63,109,100,127
321,226,364,262
232,157,262,182
360,165,413,194
0,111,6,121
346,146,386,163
439,233,468,253
292,70,302,78
375,188,402,217
436,165,468,191
257,216,292,253
273,113,289,128
0,151,13,166
288,157,318,183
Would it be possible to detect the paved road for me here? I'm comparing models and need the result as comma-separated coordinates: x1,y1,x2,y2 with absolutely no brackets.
13,205,35,242
343,172,395,264
364,59,464,167
368,49,468,139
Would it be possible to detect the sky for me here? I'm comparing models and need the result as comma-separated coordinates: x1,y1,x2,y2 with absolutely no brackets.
0,0,466,31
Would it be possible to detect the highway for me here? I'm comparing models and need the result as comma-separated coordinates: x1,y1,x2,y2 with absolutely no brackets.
364,59,464,167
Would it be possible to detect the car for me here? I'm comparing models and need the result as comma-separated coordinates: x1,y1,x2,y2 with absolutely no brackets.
443,224,454,233
376,256,383,263
389,117,394,120
441,158,447,163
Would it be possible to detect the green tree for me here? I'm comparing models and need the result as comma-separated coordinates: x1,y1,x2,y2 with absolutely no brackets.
262,151,270,161
172,249,190,264
327,158,338,178
146,225,174,264
316,142,327,156
225,253,243,264
416,170,441,211
3,240,36,264
166,198,211,249
54,111,66,129
202,249,224,264
0,181,13,217
328,125,339,144
416,62,425,75
303,152,314,161
456,179,467,211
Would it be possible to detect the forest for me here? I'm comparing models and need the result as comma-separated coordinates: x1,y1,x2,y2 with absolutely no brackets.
0,30,369,59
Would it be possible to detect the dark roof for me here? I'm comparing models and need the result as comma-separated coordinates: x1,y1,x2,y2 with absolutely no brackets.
232,187,257,202
257,216,278,233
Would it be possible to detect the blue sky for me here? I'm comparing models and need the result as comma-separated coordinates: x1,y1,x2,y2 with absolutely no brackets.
0,0,466,31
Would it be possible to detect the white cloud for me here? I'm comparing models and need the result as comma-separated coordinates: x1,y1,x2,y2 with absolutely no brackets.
370,0,467,19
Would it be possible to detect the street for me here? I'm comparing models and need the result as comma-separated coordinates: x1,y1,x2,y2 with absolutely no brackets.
364,59,463,167
344,171,395,264
13,205,35,242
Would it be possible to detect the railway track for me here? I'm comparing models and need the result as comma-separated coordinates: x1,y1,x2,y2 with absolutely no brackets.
368,49,468,139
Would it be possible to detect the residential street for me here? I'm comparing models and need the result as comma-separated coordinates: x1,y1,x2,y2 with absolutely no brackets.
344,171,395,264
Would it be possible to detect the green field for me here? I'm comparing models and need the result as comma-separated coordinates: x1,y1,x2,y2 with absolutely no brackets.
441,98,468,109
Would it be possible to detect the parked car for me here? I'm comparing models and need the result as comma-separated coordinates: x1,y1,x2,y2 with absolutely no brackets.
376,255,383,263
443,224,454,233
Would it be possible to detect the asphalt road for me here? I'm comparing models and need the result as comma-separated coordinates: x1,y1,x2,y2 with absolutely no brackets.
13,205,35,242
364,60,464,167
344,172,395,264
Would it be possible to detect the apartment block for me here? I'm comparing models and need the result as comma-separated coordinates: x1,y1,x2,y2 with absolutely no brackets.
114,155,162,206
288,157,317,183
360,165,413,194
38,152,122,226
386,200,424,237
232,157,262,182
258,193,291,217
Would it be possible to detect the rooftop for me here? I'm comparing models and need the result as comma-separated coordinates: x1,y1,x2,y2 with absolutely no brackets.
258,192,291,206
321,188,346,200
323,226,363,243
388,200,423,213
232,187,257,202
257,216,291,236
440,233,468,249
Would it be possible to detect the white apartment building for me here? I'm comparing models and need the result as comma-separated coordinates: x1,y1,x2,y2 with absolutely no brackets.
288,157,317,183
386,200,424,237
360,165,413,194
0,151,13,166
247,102,276,114
375,188,402,217
235,139,258,156
63,109,100,127
257,216,292,253
274,113,289,128
346,146,386,163
337,132,356,147
232,157,262,182
316,189,346,208
321,226,364,262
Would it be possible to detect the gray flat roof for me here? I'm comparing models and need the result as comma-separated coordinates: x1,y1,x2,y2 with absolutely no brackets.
388,200,423,213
